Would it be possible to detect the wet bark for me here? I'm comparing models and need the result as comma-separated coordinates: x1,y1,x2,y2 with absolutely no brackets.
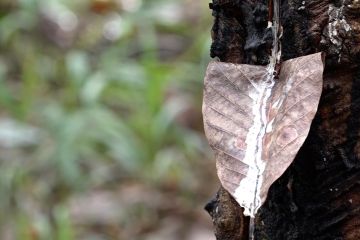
205,0,360,239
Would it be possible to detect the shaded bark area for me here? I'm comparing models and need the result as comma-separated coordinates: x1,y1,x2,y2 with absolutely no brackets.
205,0,360,239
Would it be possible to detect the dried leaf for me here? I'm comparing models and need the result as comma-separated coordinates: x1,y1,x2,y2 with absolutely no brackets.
203,53,324,217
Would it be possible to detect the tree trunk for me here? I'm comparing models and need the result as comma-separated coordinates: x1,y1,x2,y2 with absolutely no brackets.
205,0,360,239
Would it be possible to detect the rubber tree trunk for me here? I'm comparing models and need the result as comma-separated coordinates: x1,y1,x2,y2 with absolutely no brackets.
204,1,360,239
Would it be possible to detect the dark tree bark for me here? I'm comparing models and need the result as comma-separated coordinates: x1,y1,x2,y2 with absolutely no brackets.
205,0,360,239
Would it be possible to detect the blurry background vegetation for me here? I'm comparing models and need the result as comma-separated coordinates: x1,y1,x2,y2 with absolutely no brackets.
0,0,217,239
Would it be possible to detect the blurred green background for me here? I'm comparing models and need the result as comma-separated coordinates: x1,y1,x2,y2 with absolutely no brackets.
0,0,217,239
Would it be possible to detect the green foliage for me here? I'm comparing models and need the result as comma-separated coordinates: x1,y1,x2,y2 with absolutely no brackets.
0,0,212,238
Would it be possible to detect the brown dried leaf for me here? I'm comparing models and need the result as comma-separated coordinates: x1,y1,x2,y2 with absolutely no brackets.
203,53,324,217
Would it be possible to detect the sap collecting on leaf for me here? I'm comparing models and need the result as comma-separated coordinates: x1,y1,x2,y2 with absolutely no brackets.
203,52,324,220
233,73,275,218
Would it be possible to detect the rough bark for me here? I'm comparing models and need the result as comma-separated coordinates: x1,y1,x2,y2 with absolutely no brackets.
205,0,360,239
